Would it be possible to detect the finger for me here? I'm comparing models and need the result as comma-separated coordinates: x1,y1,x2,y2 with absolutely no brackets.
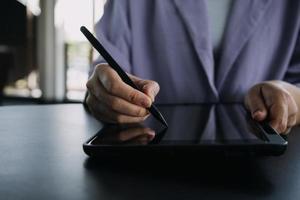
282,127,292,135
86,94,149,123
245,86,267,121
287,114,297,129
268,103,288,134
85,93,94,114
87,76,149,117
86,74,104,100
286,92,299,118
261,85,291,133
86,93,114,123
141,81,160,102
96,65,152,107
94,105,149,124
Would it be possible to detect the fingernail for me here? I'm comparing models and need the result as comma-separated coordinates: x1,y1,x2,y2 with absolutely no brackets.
147,130,155,139
147,134,155,141
149,130,155,136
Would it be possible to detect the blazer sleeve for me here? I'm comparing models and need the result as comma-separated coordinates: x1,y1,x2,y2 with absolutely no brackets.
90,0,132,77
284,32,300,88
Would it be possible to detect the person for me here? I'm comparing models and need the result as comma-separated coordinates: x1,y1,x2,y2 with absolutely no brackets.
86,0,300,134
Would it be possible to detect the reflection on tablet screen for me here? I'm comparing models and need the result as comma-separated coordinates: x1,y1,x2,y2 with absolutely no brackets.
90,104,266,146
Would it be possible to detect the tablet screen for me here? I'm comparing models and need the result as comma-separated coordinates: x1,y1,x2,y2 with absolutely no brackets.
90,104,268,146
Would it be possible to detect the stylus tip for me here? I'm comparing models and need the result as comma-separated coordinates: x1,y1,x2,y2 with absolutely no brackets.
148,105,168,128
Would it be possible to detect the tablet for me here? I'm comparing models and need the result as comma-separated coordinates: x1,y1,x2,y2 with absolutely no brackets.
83,104,288,157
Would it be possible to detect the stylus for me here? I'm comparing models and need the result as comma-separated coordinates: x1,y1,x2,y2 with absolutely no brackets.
80,26,168,127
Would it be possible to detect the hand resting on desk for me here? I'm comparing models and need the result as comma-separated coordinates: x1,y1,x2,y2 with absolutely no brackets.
245,81,300,134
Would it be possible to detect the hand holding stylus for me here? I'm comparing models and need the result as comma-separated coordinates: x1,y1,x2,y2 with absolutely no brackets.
86,63,160,124
81,26,167,126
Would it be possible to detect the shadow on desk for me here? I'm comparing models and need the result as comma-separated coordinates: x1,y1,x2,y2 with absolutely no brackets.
84,156,273,199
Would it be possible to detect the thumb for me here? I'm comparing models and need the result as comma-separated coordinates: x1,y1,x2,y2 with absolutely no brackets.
141,81,160,102
245,85,268,121
129,75,160,103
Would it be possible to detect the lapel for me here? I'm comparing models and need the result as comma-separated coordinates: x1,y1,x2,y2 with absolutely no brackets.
173,0,218,97
216,0,272,90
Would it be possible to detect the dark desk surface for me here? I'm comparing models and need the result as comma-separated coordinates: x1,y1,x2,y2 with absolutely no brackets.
0,104,300,200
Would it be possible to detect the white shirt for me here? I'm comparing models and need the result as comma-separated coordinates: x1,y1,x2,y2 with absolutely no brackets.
206,0,233,52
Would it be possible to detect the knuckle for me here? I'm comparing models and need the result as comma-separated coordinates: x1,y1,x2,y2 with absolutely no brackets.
128,91,139,103
86,79,93,90
86,94,96,107
136,108,145,117
89,85,102,99
278,121,287,133
107,81,119,94
115,115,125,123
110,98,121,111
96,64,112,79
95,64,105,73
86,95,92,105
94,91,101,99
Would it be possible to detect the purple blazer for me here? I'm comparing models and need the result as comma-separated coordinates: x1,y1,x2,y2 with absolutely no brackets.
93,0,300,104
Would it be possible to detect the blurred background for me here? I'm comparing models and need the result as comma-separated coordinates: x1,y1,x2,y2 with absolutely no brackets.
0,0,106,105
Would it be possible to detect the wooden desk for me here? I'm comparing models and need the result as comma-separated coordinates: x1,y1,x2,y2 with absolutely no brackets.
0,104,299,200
